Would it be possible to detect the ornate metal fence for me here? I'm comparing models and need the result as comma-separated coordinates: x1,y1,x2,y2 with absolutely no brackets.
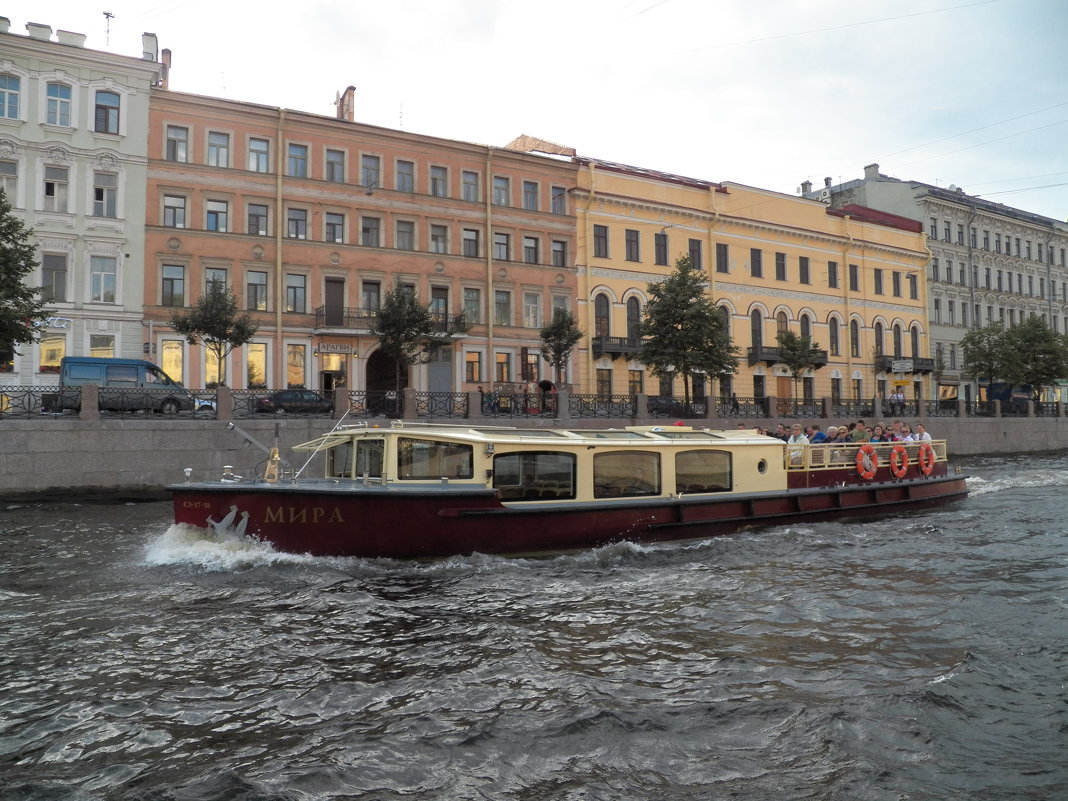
647,396,707,419
568,394,636,418
0,386,62,418
414,392,468,419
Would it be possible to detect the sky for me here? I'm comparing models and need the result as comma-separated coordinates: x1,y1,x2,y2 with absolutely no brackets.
8,0,1068,221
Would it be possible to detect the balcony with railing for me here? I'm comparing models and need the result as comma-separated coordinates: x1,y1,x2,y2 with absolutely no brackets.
592,336,644,359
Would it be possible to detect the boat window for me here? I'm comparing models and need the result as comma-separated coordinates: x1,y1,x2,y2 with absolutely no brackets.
357,439,384,477
647,431,723,440
398,437,473,480
593,451,660,498
675,449,732,493
493,451,576,500
328,442,352,477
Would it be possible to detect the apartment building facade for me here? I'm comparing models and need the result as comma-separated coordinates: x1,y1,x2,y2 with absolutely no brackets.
811,163,1068,402
0,18,162,381
570,158,932,404
144,90,578,393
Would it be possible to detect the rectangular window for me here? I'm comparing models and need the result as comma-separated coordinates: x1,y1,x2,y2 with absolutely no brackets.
465,351,482,382
594,225,609,258
463,288,481,324
933,298,941,324
943,222,951,242
0,160,16,197
94,90,119,134
161,264,184,307
828,260,839,288
462,229,480,257
523,236,539,264
396,220,415,250
166,125,188,162
248,138,270,172
43,166,68,212
206,199,229,232
715,242,729,274
361,216,380,247
92,172,117,217
41,254,67,302
983,230,990,250
0,75,19,120
287,208,307,239
89,334,115,358
523,291,542,328
493,232,510,261
551,185,566,214
493,176,510,206
494,290,511,326
207,131,230,167
46,82,71,126
206,267,227,293
325,212,345,243
248,203,269,235
523,180,539,210
995,233,1002,253
848,263,859,292
89,256,116,303
287,344,306,388
750,248,762,278
956,224,964,245
798,255,810,284
247,270,268,311
396,160,414,192
287,144,308,177
655,233,668,266
775,252,787,281
285,274,306,313
689,239,703,269
361,154,380,188
929,217,938,239
362,280,381,309
325,149,345,183
892,271,902,297
495,352,511,383
874,268,884,294
430,224,448,254
163,195,186,228
624,229,640,261
551,240,567,267
430,165,448,197
462,170,479,202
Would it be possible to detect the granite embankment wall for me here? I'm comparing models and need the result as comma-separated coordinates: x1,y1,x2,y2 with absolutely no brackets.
1,414,1066,501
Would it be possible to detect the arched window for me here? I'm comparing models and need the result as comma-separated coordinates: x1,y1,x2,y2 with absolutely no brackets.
776,311,789,333
800,314,811,340
718,305,730,335
874,322,884,356
751,310,763,349
594,294,610,338
850,320,860,357
626,297,641,342
829,318,840,356
911,325,920,358
893,324,903,357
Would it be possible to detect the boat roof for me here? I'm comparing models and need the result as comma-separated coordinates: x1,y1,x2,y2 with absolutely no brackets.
292,421,780,451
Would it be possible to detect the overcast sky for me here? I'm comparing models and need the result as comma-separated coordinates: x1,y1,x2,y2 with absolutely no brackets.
12,0,1068,221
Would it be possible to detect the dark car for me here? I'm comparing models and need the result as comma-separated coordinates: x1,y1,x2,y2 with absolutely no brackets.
255,389,333,415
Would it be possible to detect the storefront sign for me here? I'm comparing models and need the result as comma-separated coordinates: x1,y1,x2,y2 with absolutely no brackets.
318,343,352,353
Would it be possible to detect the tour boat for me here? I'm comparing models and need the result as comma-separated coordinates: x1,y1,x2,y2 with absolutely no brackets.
169,421,969,559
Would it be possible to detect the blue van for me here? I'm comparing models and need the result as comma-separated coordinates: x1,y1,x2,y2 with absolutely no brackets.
58,357,203,414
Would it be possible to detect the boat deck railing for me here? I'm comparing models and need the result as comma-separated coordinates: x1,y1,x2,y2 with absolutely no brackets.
785,439,949,471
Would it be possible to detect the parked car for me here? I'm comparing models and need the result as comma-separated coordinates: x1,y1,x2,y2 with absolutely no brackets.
255,389,333,415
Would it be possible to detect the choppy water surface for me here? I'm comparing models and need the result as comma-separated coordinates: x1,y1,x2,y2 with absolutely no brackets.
1,454,1066,800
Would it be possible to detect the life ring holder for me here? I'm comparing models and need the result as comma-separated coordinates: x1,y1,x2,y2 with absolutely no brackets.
889,444,909,479
917,442,936,475
855,444,878,480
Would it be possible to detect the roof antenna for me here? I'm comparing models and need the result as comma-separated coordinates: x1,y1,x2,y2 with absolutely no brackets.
103,11,114,46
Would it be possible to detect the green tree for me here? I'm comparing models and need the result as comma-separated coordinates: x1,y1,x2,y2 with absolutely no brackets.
776,329,823,399
370,284,451,397
170,283,258,385
637,255,738,404
0,189,48,363
960,321,1009,388
539,309,584,387
1001,316,1068,399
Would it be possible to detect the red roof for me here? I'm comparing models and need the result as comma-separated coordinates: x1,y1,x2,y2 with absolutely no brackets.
827,204,923,233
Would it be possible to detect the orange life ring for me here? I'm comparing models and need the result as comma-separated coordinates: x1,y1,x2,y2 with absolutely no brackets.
855,444,878,480
917,442,935,475
889,444,909,479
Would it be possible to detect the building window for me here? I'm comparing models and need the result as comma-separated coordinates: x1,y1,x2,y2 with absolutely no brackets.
163,195,186,228
207,131,230,167
247,270,268,311
463,288,481,324
396,160,414,192
161,264,184,306
551,240,567,267
850,319,860,357
848,264,859,292
492,176,510,206
206,200,229,232
908,273,918,299
593,225,609,258
829,318,840,355
362,280,381,309
891,271,902,297
396,220,415,250
430,224,448,254
495,352,512,383
873,322,884,356
248,138,270,172
94,90,120,134
325,212,345,243
523,180,539,210
430,165,448,197
286,208,307,239
493,232,510,261
88,256,117,303
654,233,668,266
523,291,542,328
462,229,479,257
325,149,345,183
92,172,117,217
749,310,763,349
205,268,227,294
799,256,810,284
43,166,68,212
874,268,884,294
523,236,539,264
775,252,787,281
165,127,189,163
361,216,381,247
623,229,640,262
1,75,20,119
494,290,511,326
287,144,307,177
933,298,942,324
462,170,479,202
361,154,380,188
248,203,269,236
595,294,610,337
40,254,67,303
45,82,72,126
551,185,566,214
465,351,482,382
750,248,762,278
689,239,702,269
0,160,16,197
285,274,306,313
828,260,839,288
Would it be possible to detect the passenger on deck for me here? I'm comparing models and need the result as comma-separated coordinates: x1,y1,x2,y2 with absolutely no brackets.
869,423,891,443
787,424,809,464
808,425,828,443
851,421,868,442
773,423,789,441
915,423,932,442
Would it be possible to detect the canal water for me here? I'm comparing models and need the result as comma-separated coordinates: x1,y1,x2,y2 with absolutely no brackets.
1,454,1066,800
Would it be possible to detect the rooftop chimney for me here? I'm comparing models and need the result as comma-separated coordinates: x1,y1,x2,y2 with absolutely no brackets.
160,49,171,89
335,86,356,121
56,30,86,47
863,163,880,180
142,32,158,61
800,180,812,195
824,177,832,188
0,17,12,34
26,21,52,40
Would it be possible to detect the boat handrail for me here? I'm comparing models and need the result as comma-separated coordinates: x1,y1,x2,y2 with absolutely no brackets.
785,439,949,471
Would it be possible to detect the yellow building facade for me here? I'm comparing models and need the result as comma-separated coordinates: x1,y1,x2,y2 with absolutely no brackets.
572,158,933,407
